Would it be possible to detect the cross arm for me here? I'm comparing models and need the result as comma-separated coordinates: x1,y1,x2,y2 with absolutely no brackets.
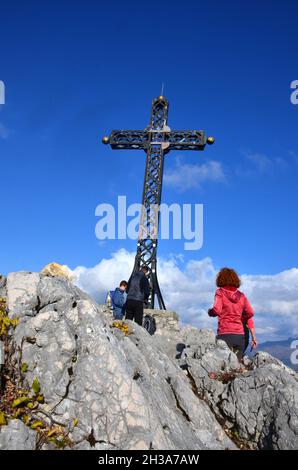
102,128,215,151
167,130,208,150
103,130,149,150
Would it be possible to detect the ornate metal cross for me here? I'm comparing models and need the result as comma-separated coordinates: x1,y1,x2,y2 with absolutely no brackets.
102,95,214,309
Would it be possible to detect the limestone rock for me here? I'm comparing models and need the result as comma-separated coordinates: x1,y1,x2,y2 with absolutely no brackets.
178,326,298,449
0,419,37,450
144,308,180,335
0,274,6,298
1,271,297,450
6,272,40,318
218,353,298,449
41,263,75,281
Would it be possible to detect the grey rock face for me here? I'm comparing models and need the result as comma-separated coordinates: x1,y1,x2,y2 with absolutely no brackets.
177,326,240,408
0,420,37,450
219,354,298,449
118,321,235,450
144,308,180,335
7,272,40,318
1,273,235,450
1,271,297,450
0,274,6,298
177,327,298,450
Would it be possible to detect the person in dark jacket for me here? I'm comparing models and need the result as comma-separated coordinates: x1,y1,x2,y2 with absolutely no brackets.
125,266,150,326
208,267,257,361
112,280,128,320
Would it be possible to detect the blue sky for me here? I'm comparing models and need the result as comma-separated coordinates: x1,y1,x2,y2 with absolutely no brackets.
0,0,297,340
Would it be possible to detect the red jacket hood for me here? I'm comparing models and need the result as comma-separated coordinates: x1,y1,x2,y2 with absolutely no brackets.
220,286,242,304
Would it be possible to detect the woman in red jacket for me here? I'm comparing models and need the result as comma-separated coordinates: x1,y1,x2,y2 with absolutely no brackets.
208,267,257,361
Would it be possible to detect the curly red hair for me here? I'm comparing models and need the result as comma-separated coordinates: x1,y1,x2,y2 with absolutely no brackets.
216,268,241,288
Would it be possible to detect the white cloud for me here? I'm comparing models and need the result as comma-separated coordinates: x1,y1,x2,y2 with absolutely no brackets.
164,150,293,191
164,157,226,191
74,249,298,343
246,152,272,172
74,249,135,301
235,151,288,177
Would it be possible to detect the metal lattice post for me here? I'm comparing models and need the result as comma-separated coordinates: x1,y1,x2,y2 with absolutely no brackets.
102,96,214,309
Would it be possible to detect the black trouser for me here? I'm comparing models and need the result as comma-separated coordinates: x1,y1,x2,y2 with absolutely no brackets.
243,323,250,353
216,334,245,361
125,299,144,326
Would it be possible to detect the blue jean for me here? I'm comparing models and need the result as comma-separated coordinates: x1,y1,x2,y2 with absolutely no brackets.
113,309,124,320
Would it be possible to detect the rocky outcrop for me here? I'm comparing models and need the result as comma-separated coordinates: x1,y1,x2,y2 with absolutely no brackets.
0,419,37,450
177,327,298,450
0,272,297,450
0,274,6,298
40,263,75,281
